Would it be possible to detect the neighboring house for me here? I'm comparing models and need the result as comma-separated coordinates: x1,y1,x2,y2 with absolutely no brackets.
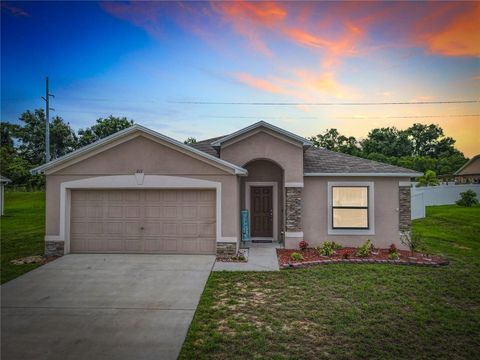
454,155,480,184
31,121,421,257
0,176,11,216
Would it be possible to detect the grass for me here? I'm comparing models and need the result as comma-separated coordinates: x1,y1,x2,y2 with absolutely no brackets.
0,192,45,284
180,205,480,360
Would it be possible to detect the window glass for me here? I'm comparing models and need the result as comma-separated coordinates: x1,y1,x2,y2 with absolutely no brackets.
333,208,368,228
332,187,368,207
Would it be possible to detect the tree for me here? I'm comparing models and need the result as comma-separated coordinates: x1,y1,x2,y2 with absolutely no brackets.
15,109,78,165
0,122,21,151
405,123,459,158
360,127,413,157
416,170,439,187
308,129,360,155
77,115,134,147
184,137,197,145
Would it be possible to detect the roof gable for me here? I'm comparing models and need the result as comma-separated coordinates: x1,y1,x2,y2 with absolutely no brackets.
454,154,480,175
31,125,247,176
210,121,312,148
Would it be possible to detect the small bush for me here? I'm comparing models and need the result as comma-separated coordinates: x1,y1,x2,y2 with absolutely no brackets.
298,240,309,251
332,242,343,250
356,239,372,257
400,231,422,254
290,252,304,261
456,190,478,207
318,241,335,257
389,244,397,255
389,251,400,260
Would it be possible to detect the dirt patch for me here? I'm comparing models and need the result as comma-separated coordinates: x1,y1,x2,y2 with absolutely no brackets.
10,255,58,265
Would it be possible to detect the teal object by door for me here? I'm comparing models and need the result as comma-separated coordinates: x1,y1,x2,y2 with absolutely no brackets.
241,210,250,241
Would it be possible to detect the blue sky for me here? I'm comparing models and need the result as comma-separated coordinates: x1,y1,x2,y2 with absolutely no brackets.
1,1,479,155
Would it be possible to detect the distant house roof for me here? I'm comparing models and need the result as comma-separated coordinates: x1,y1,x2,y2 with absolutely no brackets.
454,154,480,175
0,176,11,184
190,136,422,177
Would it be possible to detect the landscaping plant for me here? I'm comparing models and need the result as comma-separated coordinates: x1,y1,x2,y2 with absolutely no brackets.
317,241,335,257
298,240,309,251
290,252,304,261
456,189,479,207
356,239,372,257
388,244,399,260
400,231,422,255
332,242,343,250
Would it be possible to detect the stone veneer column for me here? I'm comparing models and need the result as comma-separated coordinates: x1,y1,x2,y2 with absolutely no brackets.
45,241,64,257
399,186,411,232
284,187,303,248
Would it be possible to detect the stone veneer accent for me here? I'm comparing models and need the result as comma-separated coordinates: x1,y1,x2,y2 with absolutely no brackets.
216,242,236,257
399,186,411,231
285,187,302,231
45,241,64,257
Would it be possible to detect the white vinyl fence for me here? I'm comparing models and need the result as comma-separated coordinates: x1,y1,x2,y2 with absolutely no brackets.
411,184,480,219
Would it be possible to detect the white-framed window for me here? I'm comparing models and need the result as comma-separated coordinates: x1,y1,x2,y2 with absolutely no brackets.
328,181,375,235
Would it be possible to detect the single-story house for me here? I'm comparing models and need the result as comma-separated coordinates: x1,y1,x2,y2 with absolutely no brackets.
454,154,480,184
0,175,11,216
31,121,421,257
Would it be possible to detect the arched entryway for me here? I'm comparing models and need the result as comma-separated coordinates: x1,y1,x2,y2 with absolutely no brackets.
240,159,284,243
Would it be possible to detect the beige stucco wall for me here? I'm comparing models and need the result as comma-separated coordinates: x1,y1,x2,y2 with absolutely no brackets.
301,176,410,250
45,135,240,240
220,130,304,183
240,160,284,239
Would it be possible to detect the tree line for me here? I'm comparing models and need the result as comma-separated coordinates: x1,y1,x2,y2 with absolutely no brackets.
1,109,133,189
307,125,467,176
0,108,468,189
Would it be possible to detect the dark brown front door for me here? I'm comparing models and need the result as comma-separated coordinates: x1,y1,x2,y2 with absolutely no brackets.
250,186,273,238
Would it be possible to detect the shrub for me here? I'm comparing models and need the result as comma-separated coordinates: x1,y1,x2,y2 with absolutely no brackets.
456,190,479,207
356,239,372,257
388,244,397,255
400,231,422,254
389,251,399,260
298,240,309,251
332,242,343,250
290,252,304,261
318,241,335,257
416,170,439,187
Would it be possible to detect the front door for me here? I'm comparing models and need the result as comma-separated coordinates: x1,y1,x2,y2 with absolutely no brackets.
250,186,273,238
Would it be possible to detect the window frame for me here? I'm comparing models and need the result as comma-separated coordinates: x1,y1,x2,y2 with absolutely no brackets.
327,181,375,235
331,186,369,230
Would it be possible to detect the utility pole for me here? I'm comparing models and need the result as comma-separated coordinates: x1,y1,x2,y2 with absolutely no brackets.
41,76,55,162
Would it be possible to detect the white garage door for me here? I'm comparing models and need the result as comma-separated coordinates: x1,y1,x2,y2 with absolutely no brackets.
70,189,216,254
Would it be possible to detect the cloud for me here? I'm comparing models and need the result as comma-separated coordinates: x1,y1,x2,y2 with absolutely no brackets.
1,2,29,17
418,3,480,57
231,70,357,100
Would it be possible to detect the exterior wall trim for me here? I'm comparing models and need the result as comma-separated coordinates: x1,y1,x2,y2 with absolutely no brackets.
285,231,304,237
305,172,422,177
327,181,375,235
48,174,230,254
245,181,279,241
285,182,304,188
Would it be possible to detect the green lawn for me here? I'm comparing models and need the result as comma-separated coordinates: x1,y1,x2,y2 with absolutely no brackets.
0,192,45,284
180,205,480,360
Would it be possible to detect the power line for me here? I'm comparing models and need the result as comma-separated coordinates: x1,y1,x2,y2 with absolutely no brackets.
169,100,480,106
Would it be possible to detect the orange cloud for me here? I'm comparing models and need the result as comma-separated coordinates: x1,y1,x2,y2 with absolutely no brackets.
420,3,480,57
232,73,286,94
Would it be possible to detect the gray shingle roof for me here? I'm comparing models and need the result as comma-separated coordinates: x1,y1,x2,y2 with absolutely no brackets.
190,135,420,176
303,148,420,175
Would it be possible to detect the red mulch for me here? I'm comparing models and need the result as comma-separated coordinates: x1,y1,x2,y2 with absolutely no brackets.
277,248,448,268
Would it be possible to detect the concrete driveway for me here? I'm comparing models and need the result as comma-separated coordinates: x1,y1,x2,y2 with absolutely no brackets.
1,254,215,360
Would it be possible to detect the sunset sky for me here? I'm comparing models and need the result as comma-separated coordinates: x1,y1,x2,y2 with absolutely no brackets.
1,1,479,156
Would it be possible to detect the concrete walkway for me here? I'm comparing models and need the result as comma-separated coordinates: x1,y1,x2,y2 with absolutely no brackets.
213,243,280,271
1,254,215,360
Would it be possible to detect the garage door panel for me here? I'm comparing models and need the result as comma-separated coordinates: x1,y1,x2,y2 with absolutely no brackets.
70,189,216,254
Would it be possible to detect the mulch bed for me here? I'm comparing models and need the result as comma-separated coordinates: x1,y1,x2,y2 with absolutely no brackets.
277,248,448,269
10,255,59,265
